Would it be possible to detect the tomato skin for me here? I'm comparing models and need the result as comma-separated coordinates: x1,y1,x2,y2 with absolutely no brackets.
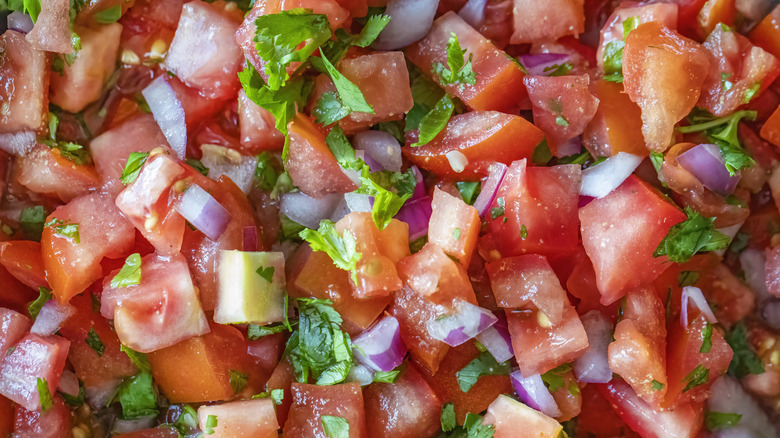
0,334,70,411
575,384,640,437
197,398,279,438
402,111,544,180
760,104,780,147
623,22,710,152
12,395,71,438
550,369,582,422
406,12,527,112
0,31,49,136
0,308,31,357
397,243,476,307
749,4,780,60
389,286,449,374
0,241,47,290
16,145,100,203
579,175,686,305
583,80,647,158
509,0,585,44
238,89,284,153
265,359,295,427
363,363,442,438
0,266,38,314
0,395,12,438
480,160,581,259
416,342,513,425
284,382,368,438
482,394,563,438
428,188,480,266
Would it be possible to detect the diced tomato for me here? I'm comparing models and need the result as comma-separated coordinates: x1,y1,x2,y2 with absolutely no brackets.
16,145,100,203
246,332,285,390
760,104,780,147
283,382,367,437
549,368,582,422
75,0,136,24
308,51,413,133
0,241,47,290
397,243,476,307
767,246,780,298
25,0,71,54
57,294,138,394
524,75,599,155
265,359,295,427
699,25,780,117
286,115,358,198
363,363,442,438
49,23,123,113
238,89,284,153
197,398,279,438
509,0,584,44
0,334,69,411
402,112,544,180
623,22,710,152
596,380,704,438
114,428,181,438
334,0,367,18
115,153,186,257
119,0,181,66
579,175,687,305
149,322,249,403
164,0,243,100
0,31,49,136
749,4,780,59
101,253,209,353
416,342,513,425
0,308,31,357
428,187,480,266
168,76,227,127
0,266,38,315
12,395,71,438
406,12,527,112
479,0,514,49
390,286,449,374
608,286,668,408
668,0,706,38
696,0,735,39
43,191,136,303
583,80,647,158
288,245,391,334
575,384,641,438
0,396,11,438
482,394,563,438
480,160,581,259
90,114,171,194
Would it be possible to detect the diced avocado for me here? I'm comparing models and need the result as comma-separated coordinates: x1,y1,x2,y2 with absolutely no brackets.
214,250,286,325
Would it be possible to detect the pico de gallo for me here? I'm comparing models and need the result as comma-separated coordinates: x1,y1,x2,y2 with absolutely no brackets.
0,0,779,436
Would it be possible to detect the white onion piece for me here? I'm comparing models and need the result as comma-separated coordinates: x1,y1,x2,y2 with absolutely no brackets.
58,370,80,397
715,221,744,257
112,416,157,435
762,299,780,330
740,249,772,302
475,320,514,363
572,310,613,383
680,286,718,327
427,301,498,347
281,192,342,230
580,152,643,198
176,184,232,241
510,370,562,418
352,316,407,372
458,0,487,28
375,0,439,50
354,131,403,173
445,150,469,173
31,300,76,335
473,162,508,217
708,376,776,438
86,381,121,410
347,363,376,386
344,192,373,213
142,76,187,159
7,11,34,33
200,144,258,194
555,136,582,158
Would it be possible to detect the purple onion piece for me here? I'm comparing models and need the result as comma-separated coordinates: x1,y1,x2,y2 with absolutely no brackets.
142,76,187,159
473,162,508,217
280,192,341,230
676,143,740,196
355,150,384,173
354,131,402,173
411,166,426,200
395,196,432,241
680,286,718,327
555,136,582,158
31,300,76,336
510,370,563,418
352,315,407,372
242,226,258,252
7,11,34,34
475,320,514,363
762,299,780,330
519,53,571,76
458,0,488,27
375,0,439,50
427,301,498,347
176,184,232,241
572,310,613,383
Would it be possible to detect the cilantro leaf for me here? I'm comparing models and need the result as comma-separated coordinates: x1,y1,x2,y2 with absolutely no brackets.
372,369,401,383
229,369,249,394
37,378,52,412
113,372,158,420
121,152,149,185
456,351,511,392
432,33,477,86
441,403,457,432
42,140,92,166
19,205,46,241
602,16,639,83
456,181,481,205
653,207,730,263
411,94,454,147
700,323,713,353
248,322,293,339
255,151,280,191
324,124,358,168
351,13,391,47
320,51,374,114
677,109,756,175
253,9,332,90
321,415,349,438
120,345,151,373
23,0,40,22
541,363,573,393
725,321,765,378
299,220,361,282
205,414,218,435
85,327,105,357
356,165,413,230
705,411,742,431
252,388,285,405
93,4,121,23
110,253,142,288
682,364,709,393
166,404,198,436
651,379,665,391
313,91,351,125
185,158,209,177
462,412,496,438
256,266,275,283
406,68,445,132
28,286,51,320
59,380,86,407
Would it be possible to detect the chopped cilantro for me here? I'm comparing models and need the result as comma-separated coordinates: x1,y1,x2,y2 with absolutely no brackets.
432,33,476,86
456,351,511,392
520,224,528,240
324,125,358,168
541,363,573,393
453,228,461,240
120,345,151,373
28,287,52,320
167,404,198,436
248,322,292,339
321,415,349,438
256,266,275,283
204,414,218,435
320,51,373,114
19,205,46,241
406,68,446,132
532,140,553,165
721,72,734,91
705,411,742,430
229,369,249,394
555,114,569,127
681,364,709,393
653,207,730,263
59,380,86,407
185,158,209,177
372,369,401,383
456,181,481,205
349,13,391,47
356,166,414,230
255,152,279,191
93,4,121,23
490,197,505,220
441,403,457,432
110,253,142,288
700,323,713,353
252,388,285,405
313,91,351,125
602,16,639,83
725,321,764,378
85,327,105,357
113,372,158,419
37,377,52,412
651,379,665,391
742,82,761,104
43,140,92,165
544,62,573,76
411,94,454,147
678,270,700,287
300,220,361,282
120,152,149,185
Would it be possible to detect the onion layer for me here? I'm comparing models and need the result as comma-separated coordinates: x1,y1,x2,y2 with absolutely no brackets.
475,319,514,363
459,0,488,28
519,53,571,76
375,0,439,50
572,310,613,383
680,286,718,327
280,192,341,230
7,12,34,34
354,131,403,173
473,162,508,217
395,196,432,241
176,184,232,241
580,152,643,198
676,144,740,196
352,316,407,372
31,301,75,336
142,76,187,159
510,370,562,418
427,301,497,347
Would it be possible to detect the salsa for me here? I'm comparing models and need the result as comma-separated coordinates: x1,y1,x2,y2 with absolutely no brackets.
0,0,779,437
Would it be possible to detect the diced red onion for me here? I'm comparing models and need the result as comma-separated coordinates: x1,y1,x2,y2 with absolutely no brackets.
142,76,187,159
680,286,718,327
354,131,402,173
475,319,514,363
58,370,80,397
112,416,158,434
578,195,594,208
31,300,75,335
242,226,259,252
572,310,613,383
519,53,571,76
352,315,407,372
347,363,376,386
580,152,643,198
427,301,498,347
200,144,258,194
708,376,775,437
510,370,563,418
473,162,508,217
677,144,740,196
740,249,771,302
555,136,582,158
762,299,780,330
411,166,426,200
7,11,34,34
714,221,744,257
86,381,120,410
355,150,383,173
375,0,439,50
458,0,488,28
395,196,432,241
176,184,232,241
281,192,342,229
